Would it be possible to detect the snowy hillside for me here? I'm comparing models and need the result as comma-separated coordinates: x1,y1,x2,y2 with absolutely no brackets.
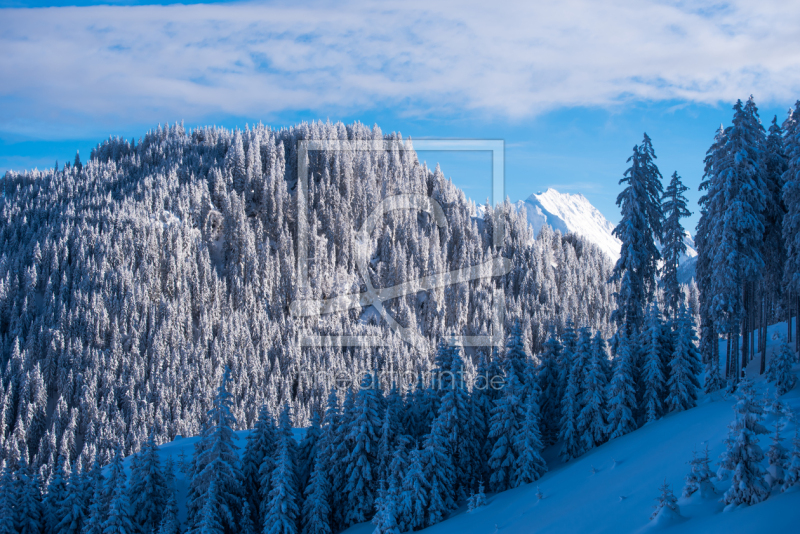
512,188,697,275
135,324,800,534
339,322,799,534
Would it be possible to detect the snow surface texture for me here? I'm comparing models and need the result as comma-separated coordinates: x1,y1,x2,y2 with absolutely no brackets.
132,324,799,533
340,321,799,533
511,189,697,276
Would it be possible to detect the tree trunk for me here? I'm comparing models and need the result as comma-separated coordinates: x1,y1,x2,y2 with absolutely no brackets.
741,284,748,370
789,292,793,344
795,294,799,353
758,296,769,375
749,284,755,362
725,331,731,379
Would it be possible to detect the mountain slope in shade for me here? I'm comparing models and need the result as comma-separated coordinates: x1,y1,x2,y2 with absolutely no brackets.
515,189,697,280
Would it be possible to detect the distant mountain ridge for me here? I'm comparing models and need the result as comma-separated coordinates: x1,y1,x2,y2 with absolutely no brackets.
511,188,697,281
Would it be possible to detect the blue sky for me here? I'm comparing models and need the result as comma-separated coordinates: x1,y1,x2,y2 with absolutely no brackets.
2,1,799,232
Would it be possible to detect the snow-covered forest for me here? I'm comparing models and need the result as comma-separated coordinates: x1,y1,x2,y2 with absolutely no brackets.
0,93,799,534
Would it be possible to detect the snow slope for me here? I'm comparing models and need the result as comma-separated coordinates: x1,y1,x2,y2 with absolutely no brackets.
343,321,800,534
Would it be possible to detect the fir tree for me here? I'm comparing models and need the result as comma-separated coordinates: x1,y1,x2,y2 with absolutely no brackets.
513,393,547,486
765,422,788,489
772,341,797,395
343,377,381,527
186,368,244,534
399,447,428,532
610,133,664,335
782,426,800,492
45,455,69,534
242,405,277,530
537,329,562,446
0,466,16,534
300,448,331,534
606,331,637,439
682,445,715,499
650,480,680,522
558,365,582,462
56,468,88,534
641,305,666,424
784,101,800,345
661,171,691,318
666,306,702,413
263,404,299,534
488,368,523,490
296,411,321,494
720,379,770,506
577,331,609,450
102,465,134,534
129,431,168,534
16,462,44,534
371,479,401,534
422,414,455,526
466,480,486,512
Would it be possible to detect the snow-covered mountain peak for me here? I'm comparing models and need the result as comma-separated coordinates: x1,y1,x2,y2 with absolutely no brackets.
515,188,697,272
517,188,622,262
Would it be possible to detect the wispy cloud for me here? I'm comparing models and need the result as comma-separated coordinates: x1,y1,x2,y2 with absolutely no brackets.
1,0,799,138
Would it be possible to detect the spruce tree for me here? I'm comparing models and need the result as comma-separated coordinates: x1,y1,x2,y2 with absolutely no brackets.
242,404,277,530
765,423,788,489
537,329,562,446
56,468,87,534
719,378,769,506
399,447,428,532
422,414,455,526
129,431,168,534
782,426,800,492
784,101,800,351
488,368,523,491
186,368,244,534
606,331,637,439
343,376,381,527
16,461,44,534
102,464,134,534
666,306,702,413
558,366,582,462
300,448,331,534
577,331,609,450
682,445,715,499
263,405,299,534
661,171,691,319
650,480,680,522
513,393,547,486
641,305,666,424
610,134,664,335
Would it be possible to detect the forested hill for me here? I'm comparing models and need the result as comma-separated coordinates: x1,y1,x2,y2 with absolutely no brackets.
0,121,615,478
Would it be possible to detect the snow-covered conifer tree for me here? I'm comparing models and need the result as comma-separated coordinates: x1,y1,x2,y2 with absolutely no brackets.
263,404,299,534
606,331,637,440
641,305,666,423
16,461,44,534
558,366,582,463
719,378,770,506
129,431,168,534
537,329,562,446
765,422,788,489
102,463,134,534
666,306,702,413
577,331,609,450
784,101,800,353
423,414,455,526
772,341,797,395
488,368,523,490
242,404,276,530
661,171,691,318
186,368,244,534
44,456,68,533
343,376,381,527
782,425,800,492
650,480,680,523
682,445,715,499
300,448,331,534
56,468,87,534
513,393,547,486
610,134,664,335
399,447,428,532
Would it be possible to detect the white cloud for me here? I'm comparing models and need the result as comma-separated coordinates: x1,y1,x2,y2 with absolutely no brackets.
1,0,799,137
